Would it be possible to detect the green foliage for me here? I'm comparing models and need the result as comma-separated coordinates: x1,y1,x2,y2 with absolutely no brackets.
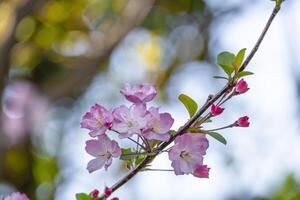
213,76,228,80
75,193,93,200
206,132,227,145
236,71,254,79
217,51,235,76
178,94,198,118
272,174,300,200
233,48,246,71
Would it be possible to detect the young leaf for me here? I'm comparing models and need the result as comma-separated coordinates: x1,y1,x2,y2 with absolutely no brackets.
217,51,235,76
206,132,227,145
234,48,246,70
213,76,228,80
168,130,177,136
236,71,254,79
76,193,92,200
178,94,198,118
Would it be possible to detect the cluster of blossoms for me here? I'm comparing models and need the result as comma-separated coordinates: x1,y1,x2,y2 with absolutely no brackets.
81,83,174,173
80,79,250,197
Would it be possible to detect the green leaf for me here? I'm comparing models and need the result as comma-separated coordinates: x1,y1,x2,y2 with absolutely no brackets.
233,48,246,70
236,71,254,79
135,155,145,165
178,94,198,118
213,76,228,80
217,51,235,76
76,193,92,200
206,132,227,145
120,148,134,160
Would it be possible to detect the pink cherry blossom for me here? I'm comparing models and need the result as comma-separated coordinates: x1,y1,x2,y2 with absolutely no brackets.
81,104,113,137
112,104,147,138
210,104,224,116
4,192,29,200
142,107,174,142
120,83,157,104
193,165,210,178
235,116,250,127
85,135,121,173
168,133,209,175
235,79,249,94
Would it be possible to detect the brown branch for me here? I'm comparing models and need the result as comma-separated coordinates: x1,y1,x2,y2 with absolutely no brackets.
99,3,282,199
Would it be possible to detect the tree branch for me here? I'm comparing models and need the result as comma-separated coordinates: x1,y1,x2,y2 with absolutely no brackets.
99,3,282,199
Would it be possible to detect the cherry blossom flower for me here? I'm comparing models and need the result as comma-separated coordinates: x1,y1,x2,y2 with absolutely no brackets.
142,107,174,141
168,133,209,175
85,135,121,173
112,104,147,138
120,83,157,104
235,116,250,127
193,165,210,178
235,79,249,94
81,104,113,137
210,104,224,116
3,192,29,200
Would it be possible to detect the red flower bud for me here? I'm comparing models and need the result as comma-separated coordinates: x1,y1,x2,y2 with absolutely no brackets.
104,187,113,197
236,116,250,127
90,189,99,198
235,79,249,94
210,104,224,116
111,197,119,200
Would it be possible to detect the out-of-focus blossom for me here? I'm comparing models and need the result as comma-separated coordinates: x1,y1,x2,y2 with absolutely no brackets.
120,83,157,104
235,79,249,94
210,104,224,116
142,107,174,142
111,197,119,200
112,104,147,138
3,192,29,200
1,80,48,145
193,165,210,178
235,116,250,127
168,133,209,175
81,104,113,137
85,135,121,173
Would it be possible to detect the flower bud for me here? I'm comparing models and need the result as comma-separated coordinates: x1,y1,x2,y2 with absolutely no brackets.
104,187,113,197
90,189,99,198
235,116,250,127
235,79,249,94
210,104,224,116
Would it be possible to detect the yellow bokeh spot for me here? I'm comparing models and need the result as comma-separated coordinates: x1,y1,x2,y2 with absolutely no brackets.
136,34,161,71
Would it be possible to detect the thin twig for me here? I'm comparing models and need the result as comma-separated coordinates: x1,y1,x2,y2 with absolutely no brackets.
99,4,282,199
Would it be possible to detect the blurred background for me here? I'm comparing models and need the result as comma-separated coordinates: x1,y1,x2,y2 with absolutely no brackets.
0,0,300,199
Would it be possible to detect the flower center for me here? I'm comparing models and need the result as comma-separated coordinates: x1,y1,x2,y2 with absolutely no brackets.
180,151,191,160
98,151,111,159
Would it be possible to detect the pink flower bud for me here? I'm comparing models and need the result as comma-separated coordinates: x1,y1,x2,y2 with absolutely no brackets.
111,197,119,200
235,116,250,127
104,187,113,197
235,79,249,94
193,165,210,178
210,104,224,116
90,189,99,198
